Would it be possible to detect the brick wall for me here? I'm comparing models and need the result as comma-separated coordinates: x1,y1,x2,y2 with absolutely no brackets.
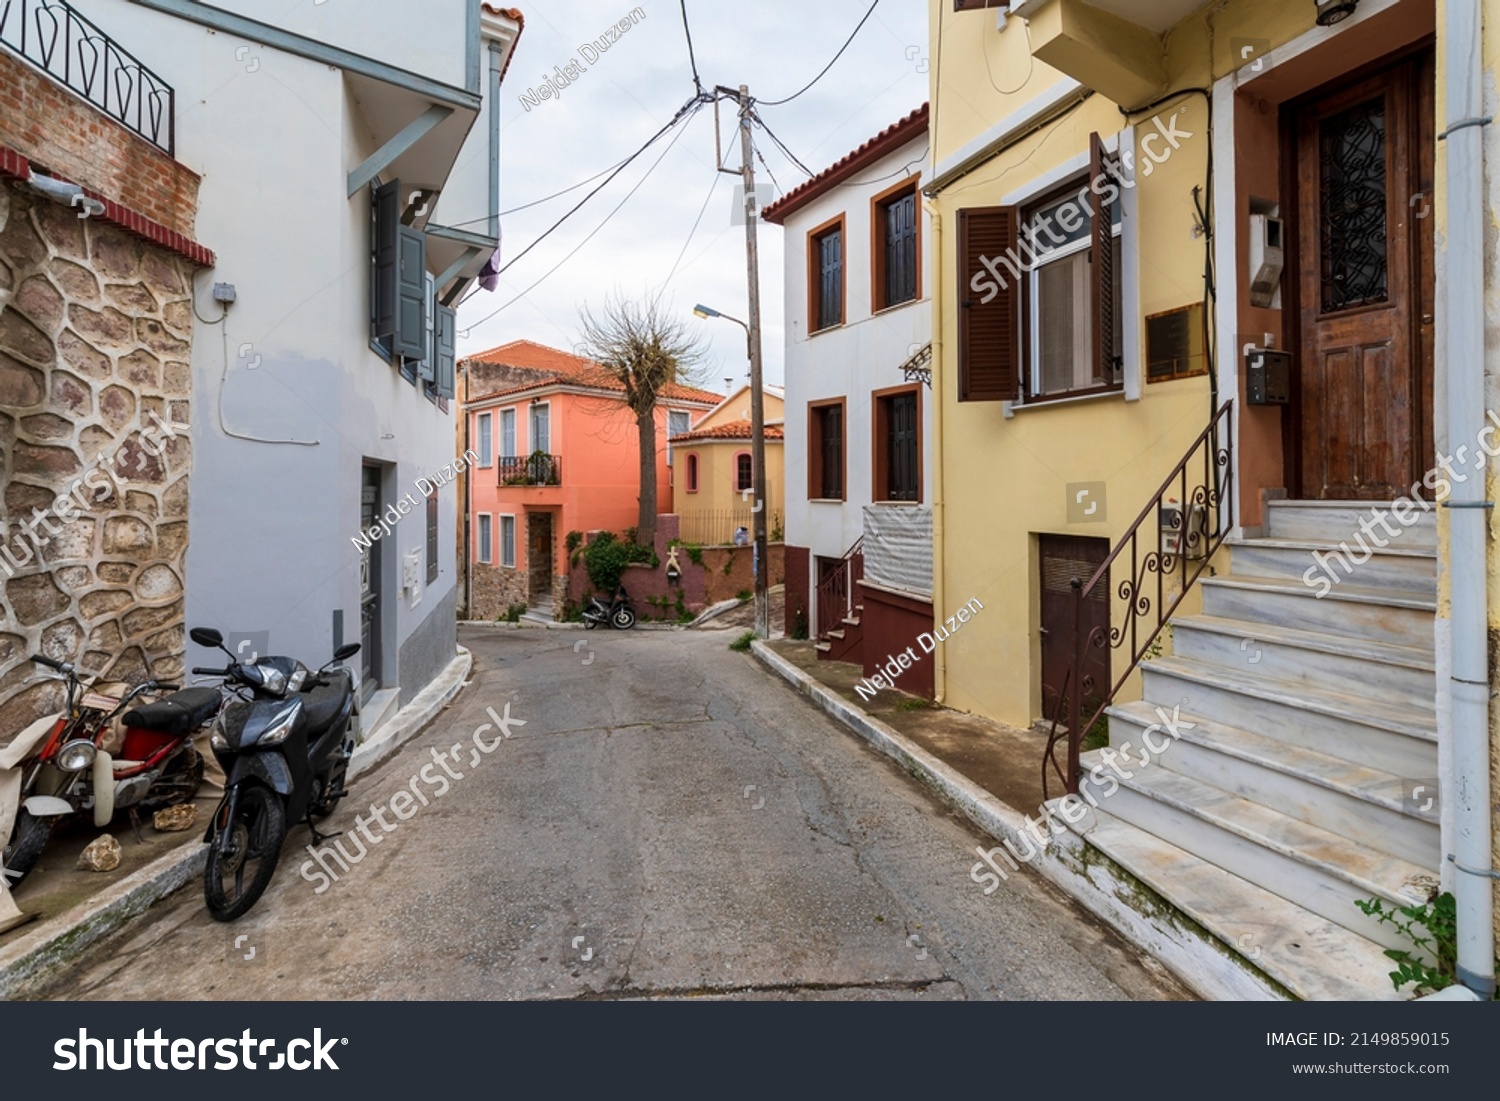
0,50,200,237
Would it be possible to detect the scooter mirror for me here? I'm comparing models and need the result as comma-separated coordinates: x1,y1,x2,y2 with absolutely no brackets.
189,627,224,648
333,643,361,662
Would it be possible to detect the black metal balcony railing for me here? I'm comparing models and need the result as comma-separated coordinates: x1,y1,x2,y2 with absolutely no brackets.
497,454,561,487
0,0,175,155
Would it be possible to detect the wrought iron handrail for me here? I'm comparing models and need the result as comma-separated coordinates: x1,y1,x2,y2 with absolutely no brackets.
0,0,175,155
815,535,864,639
497,454,561,486
1043,401,1234,799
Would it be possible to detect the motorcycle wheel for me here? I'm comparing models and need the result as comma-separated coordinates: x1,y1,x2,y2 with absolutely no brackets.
2,810,55,888
584,616,598,629
203,785,286,922
611,607,636,630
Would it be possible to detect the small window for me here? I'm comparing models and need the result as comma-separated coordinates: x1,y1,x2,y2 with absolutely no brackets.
529,402,550,454
477,514,492,564
425,489,439,584
500,408,516,458
735,452,754,493
874,181,919,311
809,217,844,332
809,402,844,500
667,409,692,467
875,390,920,502
500,514,516,568
477,413,493,466
686,453,699,493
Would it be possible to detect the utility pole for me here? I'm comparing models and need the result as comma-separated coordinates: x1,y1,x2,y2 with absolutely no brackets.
729,84,770,638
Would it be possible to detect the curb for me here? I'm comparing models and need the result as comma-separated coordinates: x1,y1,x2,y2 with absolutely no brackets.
0,647,475,1000
749,641,1284,1002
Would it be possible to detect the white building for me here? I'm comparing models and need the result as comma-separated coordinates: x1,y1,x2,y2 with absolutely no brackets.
763,105,934,696
73,0,522,713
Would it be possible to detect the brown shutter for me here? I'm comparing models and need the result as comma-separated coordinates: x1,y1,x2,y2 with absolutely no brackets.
957,205,1019,403
954,0,1007,10
1090,133,1116,384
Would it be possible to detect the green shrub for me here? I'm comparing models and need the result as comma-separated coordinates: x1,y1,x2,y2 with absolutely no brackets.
498,602,527,624
1356,891,1500,998
565,530,583,554
729,631,756,652
792,607,809,641
582,531,652,594
736,590,752,603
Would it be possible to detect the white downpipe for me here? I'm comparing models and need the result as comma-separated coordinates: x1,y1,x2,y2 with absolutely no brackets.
1441,0,1495,999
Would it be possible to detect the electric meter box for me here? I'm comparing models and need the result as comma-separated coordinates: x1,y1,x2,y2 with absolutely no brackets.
1247,348,1291,405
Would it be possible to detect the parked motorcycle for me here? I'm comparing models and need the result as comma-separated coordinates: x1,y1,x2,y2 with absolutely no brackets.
2,656,191,886
582,584,637,630
189,627,360,921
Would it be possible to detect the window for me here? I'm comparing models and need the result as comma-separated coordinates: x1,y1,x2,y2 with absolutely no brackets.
735,452,753,493
371,179,454,398
425,489,439,583
809,401,845,500
808,216,845,332
686,453,699,492
529,402,550,454
500,514,516,568
500,408,516,458
477,413,493,466
875,388,920,502
477,514,493,564
874,180,920,311
957,133,1123,406
667,409,692,467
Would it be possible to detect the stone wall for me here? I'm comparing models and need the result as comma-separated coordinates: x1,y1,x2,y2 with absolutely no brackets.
0,184,195,740
469,561,528,620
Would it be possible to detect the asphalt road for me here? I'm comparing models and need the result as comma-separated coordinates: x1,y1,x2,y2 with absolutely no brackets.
37,626,1188,1001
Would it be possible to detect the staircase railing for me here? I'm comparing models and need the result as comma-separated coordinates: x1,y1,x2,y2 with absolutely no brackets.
1043,401,1235,799
815,536,864,639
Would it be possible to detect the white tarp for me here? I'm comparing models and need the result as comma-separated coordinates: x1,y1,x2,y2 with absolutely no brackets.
862,505,933,597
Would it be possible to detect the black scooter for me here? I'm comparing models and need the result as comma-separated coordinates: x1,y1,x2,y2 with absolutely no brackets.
582,584,636,630
189,627,360,921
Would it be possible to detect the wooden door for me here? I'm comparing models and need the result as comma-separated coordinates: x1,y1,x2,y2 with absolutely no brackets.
1292,52,1434,501
527,512,554,603
1039,535,1109,724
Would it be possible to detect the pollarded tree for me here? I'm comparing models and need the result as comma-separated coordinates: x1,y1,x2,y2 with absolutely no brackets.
576,294,707,550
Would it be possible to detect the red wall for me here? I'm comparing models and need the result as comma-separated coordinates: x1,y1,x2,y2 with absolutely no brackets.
859,583,934,699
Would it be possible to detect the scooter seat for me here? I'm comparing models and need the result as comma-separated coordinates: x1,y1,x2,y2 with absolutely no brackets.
122,687,221,734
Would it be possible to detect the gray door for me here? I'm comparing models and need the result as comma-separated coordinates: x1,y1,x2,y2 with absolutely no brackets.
360,466,382,696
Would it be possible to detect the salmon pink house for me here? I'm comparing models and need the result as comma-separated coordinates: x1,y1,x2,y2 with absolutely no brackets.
460,341,721,619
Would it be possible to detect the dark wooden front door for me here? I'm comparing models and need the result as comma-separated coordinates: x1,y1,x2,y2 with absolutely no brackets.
1039,535,1110,724
1291,51,1435,501
527,511,554,604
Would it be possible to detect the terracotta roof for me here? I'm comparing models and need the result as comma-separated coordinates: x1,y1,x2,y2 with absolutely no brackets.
480,5,525,82
669,423,784,443
761,104,929,226
462,339,724,405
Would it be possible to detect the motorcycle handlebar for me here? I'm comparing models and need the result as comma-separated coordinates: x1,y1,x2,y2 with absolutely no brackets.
30,654,67,672
191,666,228,677
155,682,181,692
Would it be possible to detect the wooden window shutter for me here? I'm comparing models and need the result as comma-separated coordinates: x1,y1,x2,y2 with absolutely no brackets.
957,205,1019,402
435,305,457,398
954,0,1007,10
1090,133,1117,383
373,179,401,341
394,225,428,359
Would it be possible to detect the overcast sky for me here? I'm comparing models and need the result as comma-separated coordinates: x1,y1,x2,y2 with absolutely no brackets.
456,0,929,390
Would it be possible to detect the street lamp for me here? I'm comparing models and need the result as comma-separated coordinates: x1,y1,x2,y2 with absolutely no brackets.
1314,0,1358,26
693,302,769,638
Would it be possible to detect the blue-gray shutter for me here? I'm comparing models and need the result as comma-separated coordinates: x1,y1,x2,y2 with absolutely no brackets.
394,225,427,359
435,305,456,398
373,179,400,341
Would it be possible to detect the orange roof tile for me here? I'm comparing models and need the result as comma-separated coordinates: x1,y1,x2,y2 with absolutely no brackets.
463,339,724,405
761,104,929,225
669,423,784,443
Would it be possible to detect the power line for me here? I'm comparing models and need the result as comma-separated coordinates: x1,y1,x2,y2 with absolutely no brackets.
459,104,703,335
679,0,705,96
654,169,721,307
749,110,813,176
758,0,880,107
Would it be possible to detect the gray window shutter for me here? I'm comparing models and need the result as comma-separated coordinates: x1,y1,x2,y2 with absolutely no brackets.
435,305,456,398
373,179,401,340
394,225,427,359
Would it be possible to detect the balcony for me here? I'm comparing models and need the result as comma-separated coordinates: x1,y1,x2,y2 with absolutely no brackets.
0,0,175,154
497,454,562,487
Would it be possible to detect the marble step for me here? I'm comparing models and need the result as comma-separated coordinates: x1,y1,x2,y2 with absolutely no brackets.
1067,807,1407,1000
1106,699,1439,867
1080,751,1437,950
1169,615,1434,709
1140,656,1437,778
1265,499,1436,549
1229,537,1436,597
1201,575,1435,650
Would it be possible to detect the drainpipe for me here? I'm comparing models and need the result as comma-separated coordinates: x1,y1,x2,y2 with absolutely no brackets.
924,198,947,703
1441,0,1495,999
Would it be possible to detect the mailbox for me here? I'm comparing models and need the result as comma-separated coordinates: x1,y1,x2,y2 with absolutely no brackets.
1247,348,1291,405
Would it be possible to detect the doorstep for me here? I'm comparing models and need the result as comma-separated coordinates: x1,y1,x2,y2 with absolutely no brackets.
0,646,474,1000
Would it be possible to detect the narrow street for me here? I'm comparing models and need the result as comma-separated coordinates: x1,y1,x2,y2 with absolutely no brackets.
37,627,1185,1001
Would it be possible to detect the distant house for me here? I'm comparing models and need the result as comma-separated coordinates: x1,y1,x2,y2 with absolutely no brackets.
460,341,721,618
668,386,786,546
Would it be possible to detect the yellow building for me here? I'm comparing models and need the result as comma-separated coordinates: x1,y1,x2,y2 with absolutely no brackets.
929,0,1496,999
669,386,786,545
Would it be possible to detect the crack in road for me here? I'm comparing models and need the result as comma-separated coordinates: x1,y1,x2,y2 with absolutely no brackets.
566,977,953,1000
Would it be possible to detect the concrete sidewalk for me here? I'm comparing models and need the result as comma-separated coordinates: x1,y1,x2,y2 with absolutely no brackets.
0,647,472,1000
